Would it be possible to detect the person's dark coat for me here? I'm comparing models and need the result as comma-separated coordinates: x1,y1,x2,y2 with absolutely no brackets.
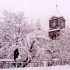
14,48,19,61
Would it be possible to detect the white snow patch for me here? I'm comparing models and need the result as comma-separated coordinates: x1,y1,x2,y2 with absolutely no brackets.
0,65,70,70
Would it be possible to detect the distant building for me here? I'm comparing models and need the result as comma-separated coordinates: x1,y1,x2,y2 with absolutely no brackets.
49,16,65,40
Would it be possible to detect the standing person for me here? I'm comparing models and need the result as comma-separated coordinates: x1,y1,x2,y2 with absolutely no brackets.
14,48,19,61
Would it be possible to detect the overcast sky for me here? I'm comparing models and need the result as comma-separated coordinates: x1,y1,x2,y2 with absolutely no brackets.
0,0,70,31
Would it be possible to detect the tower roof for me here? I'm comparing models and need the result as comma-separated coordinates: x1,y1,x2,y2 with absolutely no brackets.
49,4,65,21
54,4,61,17
49,16,65,21
49,16,58,20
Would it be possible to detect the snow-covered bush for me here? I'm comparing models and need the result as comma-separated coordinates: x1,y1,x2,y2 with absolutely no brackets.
0,10,42,62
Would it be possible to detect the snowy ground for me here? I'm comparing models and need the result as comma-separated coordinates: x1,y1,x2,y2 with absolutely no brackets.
0,65,70,70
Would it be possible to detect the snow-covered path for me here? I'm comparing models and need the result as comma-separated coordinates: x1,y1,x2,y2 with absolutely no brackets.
0,65,70,70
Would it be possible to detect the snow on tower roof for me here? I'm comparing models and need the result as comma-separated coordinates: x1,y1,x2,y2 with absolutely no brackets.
49,28,61,32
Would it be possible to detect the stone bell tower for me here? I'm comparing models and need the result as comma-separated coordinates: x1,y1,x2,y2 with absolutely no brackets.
49,5,65,40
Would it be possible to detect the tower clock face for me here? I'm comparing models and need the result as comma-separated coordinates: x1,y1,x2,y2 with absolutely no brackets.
61,21,65,27
52,22,56,27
